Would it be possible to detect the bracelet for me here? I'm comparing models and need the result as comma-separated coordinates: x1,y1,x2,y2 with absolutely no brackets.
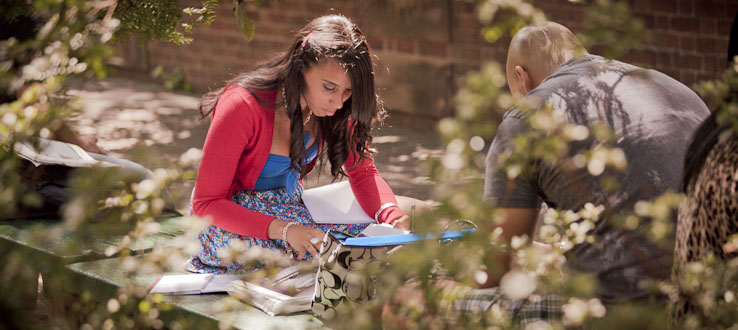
374,202,398,222
282,222,296,243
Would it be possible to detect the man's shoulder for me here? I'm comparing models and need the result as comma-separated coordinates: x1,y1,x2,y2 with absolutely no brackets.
502,108,527,121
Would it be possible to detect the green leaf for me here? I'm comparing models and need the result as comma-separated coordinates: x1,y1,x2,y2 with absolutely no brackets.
234,0,255,41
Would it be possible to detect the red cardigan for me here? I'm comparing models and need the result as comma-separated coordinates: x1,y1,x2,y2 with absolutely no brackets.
192,86,405,240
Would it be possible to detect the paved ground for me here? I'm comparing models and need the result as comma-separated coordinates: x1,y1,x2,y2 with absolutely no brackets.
66,75,443,213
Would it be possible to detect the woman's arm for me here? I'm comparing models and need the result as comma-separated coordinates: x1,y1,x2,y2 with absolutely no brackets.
191,89,276,240
344,146,405,225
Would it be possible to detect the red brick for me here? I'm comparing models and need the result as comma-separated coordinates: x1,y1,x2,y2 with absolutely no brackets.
703,56,720,73
695,1,727,18
655,15,670,30
673,53,702,70
651,0,677,13
396,39,416,54
717,19,733,35
678,0,695,15
545,6,585,23
728,3,738,19
700,19,718,34
680,35,697,51
637,14,656,29
366,35,384,51
697,37,727,54
419,40,449,58
627,50,655,66
632,0,650,12
451,46,481,61
670,17,700,33
661,68,681,80
454,0,476,13
656,52,672,67
680,71,698,87
697,73,716,83
655,32,681,49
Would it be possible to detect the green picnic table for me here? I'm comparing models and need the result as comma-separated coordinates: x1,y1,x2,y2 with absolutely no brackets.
65,256,325,329
0,215,185,266
0,215,326,329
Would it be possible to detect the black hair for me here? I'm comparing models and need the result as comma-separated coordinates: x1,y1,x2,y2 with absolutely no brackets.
198,15,384,180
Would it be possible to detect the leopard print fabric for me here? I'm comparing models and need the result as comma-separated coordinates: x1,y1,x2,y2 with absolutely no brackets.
673,134,738,321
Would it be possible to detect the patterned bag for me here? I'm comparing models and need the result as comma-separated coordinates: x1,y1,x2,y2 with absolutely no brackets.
311,231,399,319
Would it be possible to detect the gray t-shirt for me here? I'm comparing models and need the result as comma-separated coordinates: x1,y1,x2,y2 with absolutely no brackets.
485,55,710,303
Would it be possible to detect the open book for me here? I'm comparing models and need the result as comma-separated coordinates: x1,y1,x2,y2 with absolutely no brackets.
226,264,317,316
13,137,116,167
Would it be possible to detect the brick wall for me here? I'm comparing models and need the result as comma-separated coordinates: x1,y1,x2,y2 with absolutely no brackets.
116,0,737,117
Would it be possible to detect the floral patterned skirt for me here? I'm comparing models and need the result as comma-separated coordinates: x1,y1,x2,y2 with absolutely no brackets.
186,187,369,274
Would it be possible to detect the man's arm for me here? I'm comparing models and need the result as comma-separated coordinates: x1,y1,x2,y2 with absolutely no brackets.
53,122,107,154
480,207,538,288
481,113,543,288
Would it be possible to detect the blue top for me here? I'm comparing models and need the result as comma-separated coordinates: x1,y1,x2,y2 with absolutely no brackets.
254,132,318,194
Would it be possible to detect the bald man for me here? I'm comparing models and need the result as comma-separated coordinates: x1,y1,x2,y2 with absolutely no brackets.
459,22,710,322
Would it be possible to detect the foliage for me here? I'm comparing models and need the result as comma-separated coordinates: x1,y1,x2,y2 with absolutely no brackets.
151,65,192,92
0,0,211,328
114,0,219,44
332,0,736,329
1,0,736,329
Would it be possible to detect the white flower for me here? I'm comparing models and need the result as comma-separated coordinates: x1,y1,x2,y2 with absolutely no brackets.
500,270,537,300
134,179,157,199
469,136,485,152
562,298,588,325
511,235,529,250
525,320,553,330
474,269,488,286
588,298,606,318
441,153,465,170
179,148,203,166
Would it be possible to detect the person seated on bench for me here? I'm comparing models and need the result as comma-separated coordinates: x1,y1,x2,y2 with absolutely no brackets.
387,21,711,326
187,15,426,274
1,11,153,220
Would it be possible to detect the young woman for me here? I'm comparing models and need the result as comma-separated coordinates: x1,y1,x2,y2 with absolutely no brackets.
187,15,423,274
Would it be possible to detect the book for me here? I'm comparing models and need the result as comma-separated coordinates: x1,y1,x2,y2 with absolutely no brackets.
148,273,244,295
301,181,374,224
13,137,117,167
342,229,476,247
226,264,317,316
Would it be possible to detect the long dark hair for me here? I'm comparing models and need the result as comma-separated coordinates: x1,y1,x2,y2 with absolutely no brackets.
199,15,384,179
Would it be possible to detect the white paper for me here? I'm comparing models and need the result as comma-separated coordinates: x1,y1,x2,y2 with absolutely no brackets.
301,181,374,224
149,274,213,295
359,223,410,237
149,274,243,295
201,274,245,293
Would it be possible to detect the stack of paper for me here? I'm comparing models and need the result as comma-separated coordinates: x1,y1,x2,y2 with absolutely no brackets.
148,273,244,295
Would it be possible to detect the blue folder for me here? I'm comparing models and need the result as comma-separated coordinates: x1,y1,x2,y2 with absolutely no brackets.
342,229,475,247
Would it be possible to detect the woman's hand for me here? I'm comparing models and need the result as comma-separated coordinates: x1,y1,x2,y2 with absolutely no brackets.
267,219,325,259
391,215,411,231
